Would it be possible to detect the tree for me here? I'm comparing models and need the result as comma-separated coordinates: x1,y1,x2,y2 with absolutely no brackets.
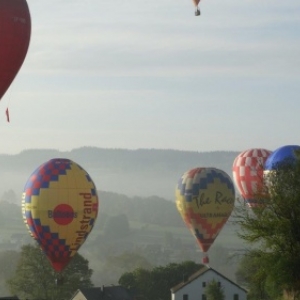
119,261,203,300
99,252,153,285
205,279,225,300
235,152,300,300
7,244,93,300
0,250,20,295
235,252,281,300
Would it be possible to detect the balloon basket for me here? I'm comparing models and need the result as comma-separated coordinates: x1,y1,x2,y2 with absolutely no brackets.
202,255,209,265
55,273,64,286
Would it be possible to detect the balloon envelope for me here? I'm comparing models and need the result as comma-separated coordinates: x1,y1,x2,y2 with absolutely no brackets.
175,168,235,253
264,145,300,171
22,158,99,272
0,0,31,100
232,148,272,208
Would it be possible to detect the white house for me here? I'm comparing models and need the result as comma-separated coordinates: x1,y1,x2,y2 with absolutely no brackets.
171,266,247,300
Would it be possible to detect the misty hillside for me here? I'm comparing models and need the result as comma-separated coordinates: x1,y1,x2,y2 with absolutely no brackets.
0,187,243,293
0,147,239,201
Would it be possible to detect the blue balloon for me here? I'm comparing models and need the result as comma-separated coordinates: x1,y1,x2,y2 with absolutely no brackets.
264,145,300,171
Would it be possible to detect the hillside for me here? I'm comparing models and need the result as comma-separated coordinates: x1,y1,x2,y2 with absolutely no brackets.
0,147,239,200
0,189,244,290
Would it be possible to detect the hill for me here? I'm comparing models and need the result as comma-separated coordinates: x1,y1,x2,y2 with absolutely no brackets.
0,147,239,200
0,189,243,290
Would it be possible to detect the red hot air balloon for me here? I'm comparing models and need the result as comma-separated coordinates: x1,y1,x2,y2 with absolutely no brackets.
0,0,31,101
232,148,272,209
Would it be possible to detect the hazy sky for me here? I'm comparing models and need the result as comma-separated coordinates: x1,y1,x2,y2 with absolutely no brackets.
1,0,299,154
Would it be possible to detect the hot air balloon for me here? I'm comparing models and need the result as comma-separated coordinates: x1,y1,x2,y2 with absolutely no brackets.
192,0,201,16
232,148,272,209
175,167,235,264
22,158,99,276
0,0,31,116
264,145,300,173
264,145,300,186
262,145,300,207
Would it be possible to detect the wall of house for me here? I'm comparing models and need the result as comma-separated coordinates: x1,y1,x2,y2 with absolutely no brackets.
172,269,247,300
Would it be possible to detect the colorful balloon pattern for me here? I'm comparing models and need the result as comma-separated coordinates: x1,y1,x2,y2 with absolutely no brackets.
232,148,272,208
22,158,99,273
175,168,235,253
0,0,31,100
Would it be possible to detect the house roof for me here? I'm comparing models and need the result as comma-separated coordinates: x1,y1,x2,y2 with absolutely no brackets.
78,287,102,300
103,286,134,300
71,286,135,300
170,266,247,294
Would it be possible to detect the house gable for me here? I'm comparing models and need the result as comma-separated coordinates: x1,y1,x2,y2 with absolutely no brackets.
70,287,102,300
171,267,247,300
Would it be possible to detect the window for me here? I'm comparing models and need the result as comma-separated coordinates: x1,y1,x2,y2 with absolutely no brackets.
183,294,188,300
202,282,206,287
218,281,221,287
234,294,239,300
202,295,207,300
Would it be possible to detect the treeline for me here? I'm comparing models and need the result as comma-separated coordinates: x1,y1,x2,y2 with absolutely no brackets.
0,147,238,173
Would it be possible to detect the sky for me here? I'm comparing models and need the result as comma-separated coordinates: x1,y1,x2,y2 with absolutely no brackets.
1,0,300,154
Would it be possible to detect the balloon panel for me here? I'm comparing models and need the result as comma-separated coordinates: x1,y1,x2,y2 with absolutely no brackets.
22,158,99,272
232,148,271,208
0,0,31,100
176,168,235,252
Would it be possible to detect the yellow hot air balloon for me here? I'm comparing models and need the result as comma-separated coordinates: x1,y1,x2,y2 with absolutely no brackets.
175,167,235,263
22,158,99,274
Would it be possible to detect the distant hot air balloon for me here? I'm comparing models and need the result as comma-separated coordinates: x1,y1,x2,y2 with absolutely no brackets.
22,158,99,275
175,167,235,264
192,0,201,16
232,148,272,209
0,0,31,117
